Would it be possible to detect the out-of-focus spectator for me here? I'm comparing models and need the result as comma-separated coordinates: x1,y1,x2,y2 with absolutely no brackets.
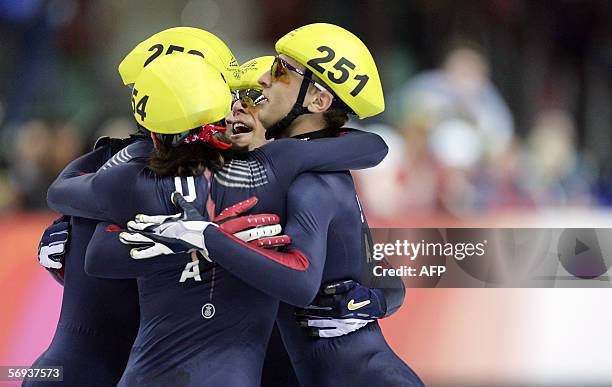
352,123,409,218
49,122,83,176
397,44,514,163
7,119,85,210
359,43,520,217
94,115,136,141
0,170,17,213
518,109,597,206
8,120,55,209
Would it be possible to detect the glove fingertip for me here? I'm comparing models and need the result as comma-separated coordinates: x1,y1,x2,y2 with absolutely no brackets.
322,287,336,295
171,191,186,206
246,196,258,206
308,328,320,338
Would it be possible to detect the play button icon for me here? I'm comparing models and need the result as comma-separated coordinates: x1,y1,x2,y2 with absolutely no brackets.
558,229,610,279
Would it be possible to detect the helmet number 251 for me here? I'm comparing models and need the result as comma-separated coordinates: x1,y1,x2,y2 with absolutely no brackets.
306,46,369,97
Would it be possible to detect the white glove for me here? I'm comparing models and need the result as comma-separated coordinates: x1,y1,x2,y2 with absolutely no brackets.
39,243,65,269
120,192,215,259
299,317,374,338
119,192,290,260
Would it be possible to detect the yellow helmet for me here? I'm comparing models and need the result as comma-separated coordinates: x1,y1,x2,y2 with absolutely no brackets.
118,27,241,89
130,53,231,134
275,23,384,119
234,56,275,90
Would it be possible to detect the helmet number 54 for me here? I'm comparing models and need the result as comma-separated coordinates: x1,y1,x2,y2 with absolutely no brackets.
306,46,369,97
131,88,149,121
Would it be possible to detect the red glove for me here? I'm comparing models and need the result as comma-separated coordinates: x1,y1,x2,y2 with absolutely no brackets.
215,197,291,249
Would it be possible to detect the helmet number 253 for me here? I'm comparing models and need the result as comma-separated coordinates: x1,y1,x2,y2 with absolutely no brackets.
306,46,369,97
144,44,206,67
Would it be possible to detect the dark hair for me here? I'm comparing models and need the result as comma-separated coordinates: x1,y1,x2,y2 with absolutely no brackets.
147,135,225,177
323,107,350,129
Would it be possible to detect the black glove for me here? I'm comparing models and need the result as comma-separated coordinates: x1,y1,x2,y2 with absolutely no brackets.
37,216,71,285
295,280,387,338
93,134,145,154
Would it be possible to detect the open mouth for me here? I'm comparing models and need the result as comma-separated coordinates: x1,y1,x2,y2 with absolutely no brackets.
253,95,269,106
232,122,253,135
236,89,269,108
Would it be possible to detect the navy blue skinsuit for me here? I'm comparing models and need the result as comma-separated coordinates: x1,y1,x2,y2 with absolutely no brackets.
275,172,421,387
24,143,140,387
47,130,388,386
204,171,422,387
200,129,423,387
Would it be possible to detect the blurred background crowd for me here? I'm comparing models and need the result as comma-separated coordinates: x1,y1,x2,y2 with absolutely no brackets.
1,2,611,385
0,0,610,221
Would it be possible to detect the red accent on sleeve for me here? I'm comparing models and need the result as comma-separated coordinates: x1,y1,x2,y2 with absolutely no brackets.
217,228,309,271
105,224,123,232
204,169,216,220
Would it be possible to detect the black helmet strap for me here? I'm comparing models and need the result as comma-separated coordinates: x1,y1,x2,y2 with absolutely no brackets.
265,68,314,140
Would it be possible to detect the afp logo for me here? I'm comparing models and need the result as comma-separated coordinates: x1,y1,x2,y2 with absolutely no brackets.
201,303,215,319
